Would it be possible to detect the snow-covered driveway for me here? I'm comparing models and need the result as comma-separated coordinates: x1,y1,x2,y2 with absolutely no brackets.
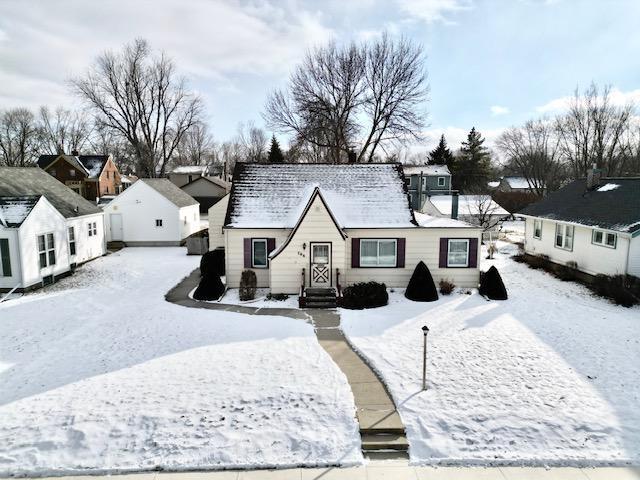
341,242,640,466
0,248,361,476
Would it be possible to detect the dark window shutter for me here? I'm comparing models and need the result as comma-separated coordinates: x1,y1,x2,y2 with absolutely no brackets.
267,238,276,253
351,238,360,268
0,239,11,277
468,238,478,268
439,238,448,268
396,238,406,268
244,238,252,268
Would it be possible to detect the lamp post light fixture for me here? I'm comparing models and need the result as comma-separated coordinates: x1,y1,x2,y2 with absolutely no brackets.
422,325,429,391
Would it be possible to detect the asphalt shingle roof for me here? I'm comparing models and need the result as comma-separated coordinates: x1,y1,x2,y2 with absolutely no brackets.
140,178,199,208
0,167,102,218
0,195,41,227
520,177,640,234
38,154,110,178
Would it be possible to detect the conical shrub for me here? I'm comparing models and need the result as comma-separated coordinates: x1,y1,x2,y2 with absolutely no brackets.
200,248,225,277
405,261,439,302
479,266,508,300
193,274,225,301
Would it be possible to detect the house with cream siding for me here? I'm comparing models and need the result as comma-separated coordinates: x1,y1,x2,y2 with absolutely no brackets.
520,176,640,277
213,163,482,301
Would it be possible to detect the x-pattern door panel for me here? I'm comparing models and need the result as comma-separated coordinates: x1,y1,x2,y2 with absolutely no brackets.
311,243,331,287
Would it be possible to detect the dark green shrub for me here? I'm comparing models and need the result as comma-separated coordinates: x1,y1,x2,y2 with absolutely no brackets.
479,266,508,300
200,248,225,277
339,282,388,310
193,274,225,301
405,261,438,302
555,261,579,281
239,269,257,301
590,274,639,307
511,254,527,263
439,279,455,295
266,293,289,301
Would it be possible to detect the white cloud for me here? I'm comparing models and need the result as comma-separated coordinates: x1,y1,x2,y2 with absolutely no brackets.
490,105,510,116
536,87,640,113
397,0,472,24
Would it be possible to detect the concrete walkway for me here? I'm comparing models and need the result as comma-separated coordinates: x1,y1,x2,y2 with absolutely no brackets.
16,466,640,479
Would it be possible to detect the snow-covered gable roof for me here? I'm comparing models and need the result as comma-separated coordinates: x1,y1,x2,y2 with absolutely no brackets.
402,164,451,176
503,176,535,190
414,211,478,229
171,165,209,175
520,177,640,234
429,195,510,216
0,195,41,227
140,179,199,208
225,163,417,229
78,155,109,178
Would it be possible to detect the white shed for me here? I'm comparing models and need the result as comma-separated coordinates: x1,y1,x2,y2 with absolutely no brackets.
103,178,200,246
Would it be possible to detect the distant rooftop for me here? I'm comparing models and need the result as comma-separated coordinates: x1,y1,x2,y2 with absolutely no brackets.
403,164,451,176
140,178,199,208
428,195,509,216
0,195,41,227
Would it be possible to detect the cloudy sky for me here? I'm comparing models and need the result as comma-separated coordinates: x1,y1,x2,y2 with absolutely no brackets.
1,0,639,152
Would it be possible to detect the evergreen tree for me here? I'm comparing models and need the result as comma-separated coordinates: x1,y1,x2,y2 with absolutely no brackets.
267,135,285,163
451,127,492,193
428,134,453,166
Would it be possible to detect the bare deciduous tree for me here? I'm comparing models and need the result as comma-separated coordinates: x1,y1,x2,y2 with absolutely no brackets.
264,33,428,163
237,121,267,163
72,38,203,177
0,108,40,166
39,106,92,155
173,122,216,167
467,194,504,231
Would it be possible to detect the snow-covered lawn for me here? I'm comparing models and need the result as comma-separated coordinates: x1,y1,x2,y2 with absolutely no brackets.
0,248,361,476
193,288,300,309
341,241,640,466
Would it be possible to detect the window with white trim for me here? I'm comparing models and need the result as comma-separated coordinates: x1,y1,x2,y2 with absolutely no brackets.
447,239,469,267
555,224,574,250
533,219,542,239
437,176,446,187
360,239,397,267
155,219,163,227
88,221,97,236
37,233,56,269
68,226,76,256
252,239,268,268
592,229,616,248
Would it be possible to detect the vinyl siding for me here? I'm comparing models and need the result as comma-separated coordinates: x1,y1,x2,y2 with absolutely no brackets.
628,236,640,277
208,194,229,250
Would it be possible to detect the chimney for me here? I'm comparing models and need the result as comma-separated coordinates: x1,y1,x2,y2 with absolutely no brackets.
71,149,79,157
586,163,602,190
451,191,459,220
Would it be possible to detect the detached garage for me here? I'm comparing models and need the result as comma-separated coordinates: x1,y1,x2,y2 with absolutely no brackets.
104,179,200,246
181,176,230,213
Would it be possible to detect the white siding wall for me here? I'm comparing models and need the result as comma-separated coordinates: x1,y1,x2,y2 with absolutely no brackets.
66,213,106,265
269,195,346,294
18,199,70,289
225,228,290,289
104,182,182,244
208,194,229,250
344,227,481,288
0,228,21,290
524,217,631,276
628,236,640,277
179,204,201,239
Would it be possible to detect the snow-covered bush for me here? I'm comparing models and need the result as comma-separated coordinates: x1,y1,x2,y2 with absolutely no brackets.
339,282,388,309
405,261,438,302
239,269,257,301
438,278,455,295
200,248,225,277
193,274,225,301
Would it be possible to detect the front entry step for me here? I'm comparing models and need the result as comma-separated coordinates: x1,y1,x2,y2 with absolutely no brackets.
361,433,410,451
302,287,337,309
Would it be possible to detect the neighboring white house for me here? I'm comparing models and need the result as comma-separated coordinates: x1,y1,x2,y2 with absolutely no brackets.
168,165,210,188
0,167,106,292
208,194,229,250
520,176,640,277
103,178,200,246
212,163,482,297
421,194,510,230
181,176,230,213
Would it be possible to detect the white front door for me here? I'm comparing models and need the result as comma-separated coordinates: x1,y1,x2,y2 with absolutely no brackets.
110,213,123,241
310,242,331,287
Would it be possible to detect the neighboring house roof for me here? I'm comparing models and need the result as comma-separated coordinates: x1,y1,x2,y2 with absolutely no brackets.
140,178,199,208
0,167,102,218
38,154,90,176
183,175,230,191
97,195,116,208
77,155,110,178
171,165,209,174
0,195,41,227
502,176,537,190
402,164,451,176
487,181,500,189
414,211,478,229
520,177,640,234
429,195,510,216
225,163,417,229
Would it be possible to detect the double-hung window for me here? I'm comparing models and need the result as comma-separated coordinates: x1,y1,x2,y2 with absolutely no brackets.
0,238,11,277
252,239,268,268
360,239,397,267
68,227,76,255
447,239,469,267
37,233,56,269
533,219,543,239
437,176,446,187
555,224,574,251
88,222,97,237
592,229,616,248
156,219,163,227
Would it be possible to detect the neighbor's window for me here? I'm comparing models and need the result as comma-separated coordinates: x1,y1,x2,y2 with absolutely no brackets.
252,239,268,268
68,227,76,256
156,219,163,227
70,169,75,177
51,168,56,176
555,224,574,250
533,219,543,239
360,239,397,267
92,222,97,236
447,239,469,267
88,222,97,236
592,229,617,248
37,233,56,269
0,238,11,277
438,176,446,187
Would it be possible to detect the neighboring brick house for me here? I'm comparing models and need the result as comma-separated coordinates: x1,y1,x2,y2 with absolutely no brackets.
37,153,123,201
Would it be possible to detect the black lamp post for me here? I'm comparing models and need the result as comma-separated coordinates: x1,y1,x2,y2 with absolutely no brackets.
422,325,429,391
